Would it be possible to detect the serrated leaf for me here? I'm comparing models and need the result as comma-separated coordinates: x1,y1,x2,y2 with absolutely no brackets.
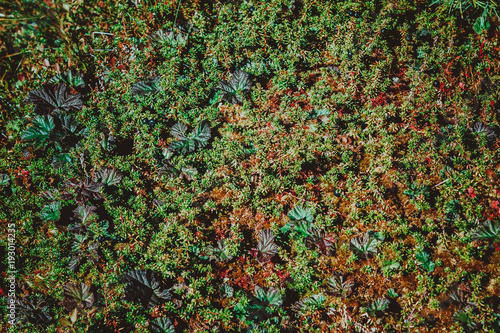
254,286,266,302
150,29,188,48
230,70,252,91
170,122,211,154
131,77,160,95
416,251,430,263
73,205,96,225
124,270,171,309
171,122,188,140
416,251,435,272
366,298,390,317
61,115,80,133
288,206,314,222
255,286,282,307
472,220,500,242
327,275,354,297
170,138,195,155
22,115,55,146
308,109,331,119
63,178,103,202
254,229,278,262
207,239,234,262
96,168,123,186
303,294,325,307
29,83,83,114
68,256,81,272
218,70,252,104
15,297,53,325
265,287,282,307
150,316,175,333
40,189,60,200
51,70,85,88
159,164,178,179
350,232,380,257
62,283,94,310
39,202,61,222
192,122,211,147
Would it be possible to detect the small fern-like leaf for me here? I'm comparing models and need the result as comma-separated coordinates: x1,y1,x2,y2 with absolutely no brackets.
472,220,500,242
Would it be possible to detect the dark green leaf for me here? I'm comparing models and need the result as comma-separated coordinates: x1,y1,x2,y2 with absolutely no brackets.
22,115,55,147
124,270,171,309
150,316,175,333
131,77,160,95
39,202,61,222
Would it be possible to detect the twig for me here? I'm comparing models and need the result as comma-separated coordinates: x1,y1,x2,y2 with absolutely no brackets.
91,31,115,39
433,179,449,188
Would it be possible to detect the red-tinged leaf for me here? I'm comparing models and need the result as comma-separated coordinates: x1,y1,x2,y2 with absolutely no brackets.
486,169,498,182
62,283,94,311
468,187,476,198
491,201,499,210
254,229,278,263
29,83,83,115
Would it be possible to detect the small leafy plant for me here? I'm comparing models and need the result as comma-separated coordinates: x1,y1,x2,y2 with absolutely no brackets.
218,70,252,104
61,283,94,311
150,316,175,333
131,77,161,95
472,122,497,141
62,178,103,203
416,251,436,272
349,232,382,258
14,296,53,326
39,201,61,222
472,220,500,244
149,29,189,48
326,273,354,298
250,229,279,263
287,206,314,223
169,121,211,155
95,167,123,186
28,83,83,115
69,234,99,272
21,115,55,149
123,270,171,309
243,286,282,325
364,298,390,317
292,294,326,315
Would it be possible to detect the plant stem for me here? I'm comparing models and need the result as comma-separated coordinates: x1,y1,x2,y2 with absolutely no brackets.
173,0,182,26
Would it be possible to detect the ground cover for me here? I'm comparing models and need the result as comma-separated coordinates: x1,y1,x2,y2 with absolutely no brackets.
1,0,500,332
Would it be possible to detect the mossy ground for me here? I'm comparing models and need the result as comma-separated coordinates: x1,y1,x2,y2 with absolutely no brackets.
1,0,500,332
